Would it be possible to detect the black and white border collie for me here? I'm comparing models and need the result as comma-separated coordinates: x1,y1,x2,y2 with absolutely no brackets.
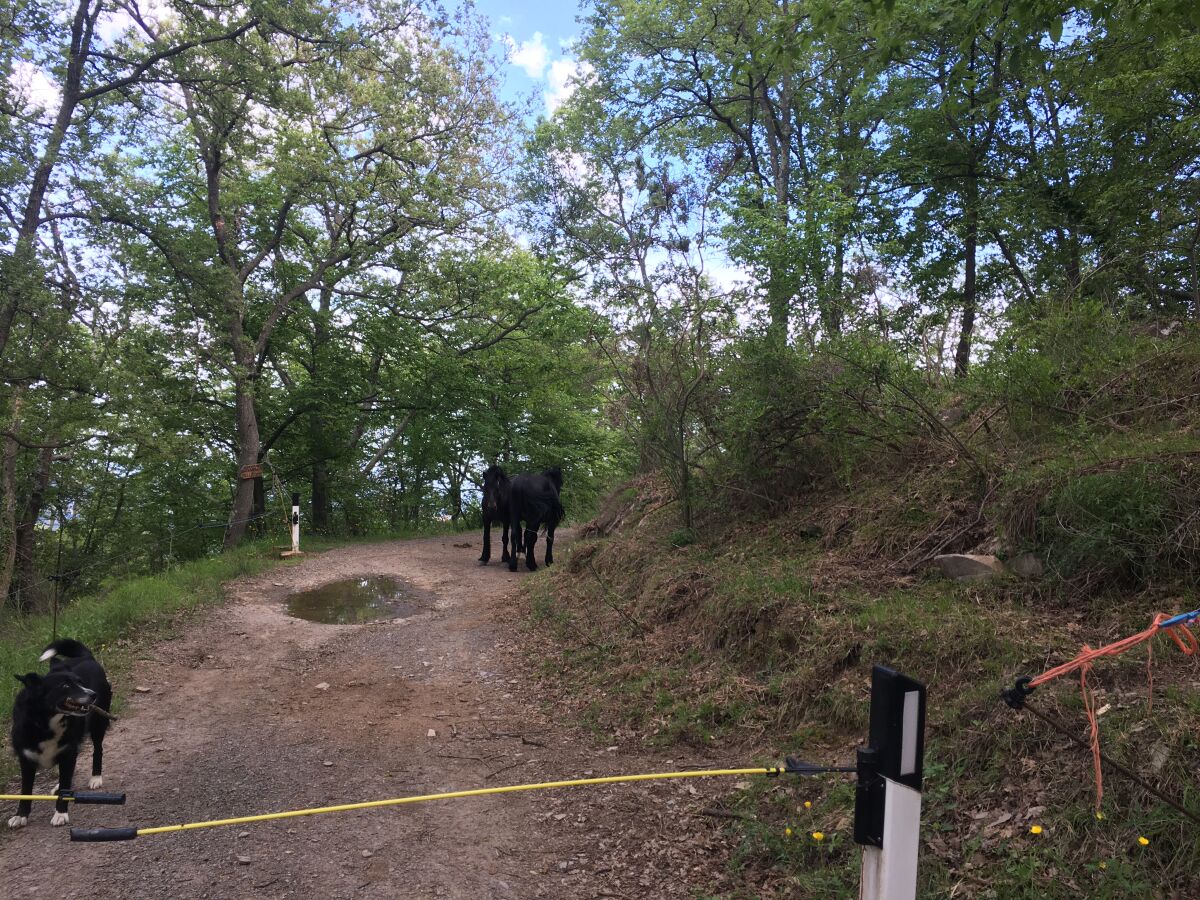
8,638,113,829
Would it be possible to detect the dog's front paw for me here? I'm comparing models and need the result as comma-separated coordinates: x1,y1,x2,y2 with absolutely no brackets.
7,815,28,829
89,776,103,789
50,811,69,827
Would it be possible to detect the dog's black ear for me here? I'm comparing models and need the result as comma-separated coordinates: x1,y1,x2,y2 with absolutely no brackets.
14,672,41,688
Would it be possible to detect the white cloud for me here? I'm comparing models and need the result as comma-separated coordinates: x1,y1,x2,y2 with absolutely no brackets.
704,259,752,292
551,149,590,188
96,9,135,42
500,30,594,115
95,0,176,44
545,58,594,114
505,32,549,80
9,60,60,117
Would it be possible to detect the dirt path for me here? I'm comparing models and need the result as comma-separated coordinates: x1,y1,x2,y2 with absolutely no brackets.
0,536,748,899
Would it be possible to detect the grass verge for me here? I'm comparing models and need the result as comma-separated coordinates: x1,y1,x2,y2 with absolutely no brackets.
521,490,1200,897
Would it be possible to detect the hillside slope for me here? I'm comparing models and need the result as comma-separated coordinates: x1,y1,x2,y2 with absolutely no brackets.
522,445,1200,895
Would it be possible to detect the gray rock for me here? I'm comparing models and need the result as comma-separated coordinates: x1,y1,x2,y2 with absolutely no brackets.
1008,552,1045,579
934,553,1007,580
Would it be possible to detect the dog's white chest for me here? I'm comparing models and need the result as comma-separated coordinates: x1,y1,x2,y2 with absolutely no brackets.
23,714,67,768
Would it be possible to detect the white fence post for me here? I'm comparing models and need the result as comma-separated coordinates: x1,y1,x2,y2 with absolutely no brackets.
290,492,300,554
856,666,926,900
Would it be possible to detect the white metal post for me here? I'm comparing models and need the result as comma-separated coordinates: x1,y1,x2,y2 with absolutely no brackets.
856,667,926,900
859,778,922,900
290,492,300,554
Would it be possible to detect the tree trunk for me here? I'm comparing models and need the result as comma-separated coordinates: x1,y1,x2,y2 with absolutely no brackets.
312,458,331,531
360,410,414,477
765,265,791,349
0,390,25,605
310,285,333,531
826,233,846,336
448,474,462,523
955,174,979,378
0,0,91,363
1063,228,1081,292
13,443,53,608
224,379,262,549
677,418,692,529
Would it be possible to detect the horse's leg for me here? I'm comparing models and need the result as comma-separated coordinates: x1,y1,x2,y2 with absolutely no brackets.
500,519,510,563
523,526,539,571
479,515,491,564
508,509,521,572
545,521,555,566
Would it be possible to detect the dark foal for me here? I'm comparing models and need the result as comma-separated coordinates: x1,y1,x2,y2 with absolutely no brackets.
479,464,518,565
508,467,564,572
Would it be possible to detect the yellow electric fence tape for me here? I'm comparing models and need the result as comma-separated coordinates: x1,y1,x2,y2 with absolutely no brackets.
77,772,787,844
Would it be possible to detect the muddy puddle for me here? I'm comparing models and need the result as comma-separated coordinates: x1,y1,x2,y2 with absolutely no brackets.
286,576,426,624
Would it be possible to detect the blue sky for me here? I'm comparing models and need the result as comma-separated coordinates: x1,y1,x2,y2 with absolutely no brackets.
470,0,592,115
9,2,598,124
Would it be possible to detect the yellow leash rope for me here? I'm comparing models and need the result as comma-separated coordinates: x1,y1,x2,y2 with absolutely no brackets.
139,768,777,836
71,767,787,841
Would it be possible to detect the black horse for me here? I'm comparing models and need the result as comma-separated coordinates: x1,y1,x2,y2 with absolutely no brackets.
479,464,519,565
508,467,564,572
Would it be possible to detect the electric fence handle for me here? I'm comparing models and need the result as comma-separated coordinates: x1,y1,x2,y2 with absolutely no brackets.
71,827,138,842
65,791,127,805
0,790,126,805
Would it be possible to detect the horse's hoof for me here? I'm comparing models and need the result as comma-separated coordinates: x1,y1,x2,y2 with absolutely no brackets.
478,560,488,566
526,562,538,572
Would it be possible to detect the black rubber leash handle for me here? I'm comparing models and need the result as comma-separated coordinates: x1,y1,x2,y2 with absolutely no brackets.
70,827,138,842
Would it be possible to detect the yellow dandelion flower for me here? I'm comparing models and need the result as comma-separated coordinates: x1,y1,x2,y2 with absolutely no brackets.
1099,862,1107,870
1138,836,1150,846
804,800,812,809
1029,825,1043,835
1095,811,1104,821
811,831,825,842
785,827,793,838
